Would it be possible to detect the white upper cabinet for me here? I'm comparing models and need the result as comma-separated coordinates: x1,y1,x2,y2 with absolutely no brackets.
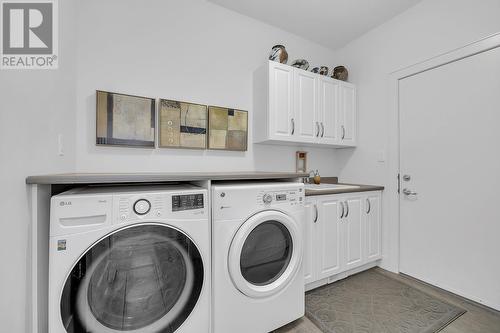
339,83,357,146
268,62,295,141
294,70,318,143
253,61,357,148
318,77,340,145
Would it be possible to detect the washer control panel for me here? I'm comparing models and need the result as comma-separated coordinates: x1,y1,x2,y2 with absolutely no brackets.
172,193,204,211
116,189,206,223
133,199,151,215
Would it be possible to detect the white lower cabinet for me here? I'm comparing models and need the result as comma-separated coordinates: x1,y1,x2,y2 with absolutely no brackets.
315,196,343,281
344,195,363,271
303,200,316,285
304,191,382,288
365,193,382,261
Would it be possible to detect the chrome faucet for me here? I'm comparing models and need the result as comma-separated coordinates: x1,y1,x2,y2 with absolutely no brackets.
303,170,319,184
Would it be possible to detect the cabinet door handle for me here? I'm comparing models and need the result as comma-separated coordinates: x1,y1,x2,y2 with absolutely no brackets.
316,122,320,137
340,201,345,219
341,125,346,140
321,122,325,137
345,201,349,218
366,198,371,214
313,204,319,223
291,118,295,135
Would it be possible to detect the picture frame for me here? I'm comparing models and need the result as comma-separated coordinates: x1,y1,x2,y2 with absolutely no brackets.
208,106,248,151
96,90,156,148
158,99,208,149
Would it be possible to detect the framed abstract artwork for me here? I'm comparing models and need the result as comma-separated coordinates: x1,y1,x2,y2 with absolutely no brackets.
208,106,248,151
158,99,207,149
96,91,156,148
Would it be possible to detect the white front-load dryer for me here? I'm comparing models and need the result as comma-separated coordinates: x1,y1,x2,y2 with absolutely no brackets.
49,185,210,333
211,182,305,333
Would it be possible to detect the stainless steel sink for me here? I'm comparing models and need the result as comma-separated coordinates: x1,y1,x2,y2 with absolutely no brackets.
304,183,360,191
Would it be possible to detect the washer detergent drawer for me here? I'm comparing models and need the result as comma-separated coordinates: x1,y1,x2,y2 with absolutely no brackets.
50,195,113,237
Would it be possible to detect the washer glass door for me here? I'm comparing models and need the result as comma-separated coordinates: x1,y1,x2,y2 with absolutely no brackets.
228,211,302,298
60,224,204,333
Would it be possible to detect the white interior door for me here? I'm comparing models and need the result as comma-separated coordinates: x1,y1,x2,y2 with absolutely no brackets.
399,45,500,310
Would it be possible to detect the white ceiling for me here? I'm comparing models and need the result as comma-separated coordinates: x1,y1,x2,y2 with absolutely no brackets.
207,0,423,50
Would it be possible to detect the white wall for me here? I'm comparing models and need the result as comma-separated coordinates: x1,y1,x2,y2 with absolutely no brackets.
1,1,341,331
75,0,341,175
0,1,77,332
333,0,500,271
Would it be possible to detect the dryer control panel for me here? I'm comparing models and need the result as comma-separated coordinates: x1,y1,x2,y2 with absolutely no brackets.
212,182,304,220
257,188,303,207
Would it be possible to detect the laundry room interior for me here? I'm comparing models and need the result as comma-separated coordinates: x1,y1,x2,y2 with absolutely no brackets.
2,0,500,332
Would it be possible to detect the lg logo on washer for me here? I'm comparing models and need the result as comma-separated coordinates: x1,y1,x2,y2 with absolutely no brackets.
1,0,58,69
57,239,66,251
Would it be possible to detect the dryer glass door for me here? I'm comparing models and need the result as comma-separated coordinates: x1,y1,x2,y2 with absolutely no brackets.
59,224,204,333
240,220,292,285
228,211,302,298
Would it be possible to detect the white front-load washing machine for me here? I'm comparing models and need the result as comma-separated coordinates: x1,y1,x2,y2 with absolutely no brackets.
211,182,305,333
49,185,210,333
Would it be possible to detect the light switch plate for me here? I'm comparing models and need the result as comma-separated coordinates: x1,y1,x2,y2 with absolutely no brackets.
58,134,64,156
377,150,386,162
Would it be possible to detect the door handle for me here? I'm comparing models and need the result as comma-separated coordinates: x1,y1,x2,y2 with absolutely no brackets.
341,125,345,140
366,198,371,214
344,201,349,218
316,122,320,137
320,122,324,137
291,118,295,135
403,188,418,196
340,201,345,219
313,204,318,223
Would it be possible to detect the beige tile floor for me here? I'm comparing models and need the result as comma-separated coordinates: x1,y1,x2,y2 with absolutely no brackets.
274,268,500,333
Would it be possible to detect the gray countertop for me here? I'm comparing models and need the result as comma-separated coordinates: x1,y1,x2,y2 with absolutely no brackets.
26,171,309,185
304,184,385,196
304,177,384,196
